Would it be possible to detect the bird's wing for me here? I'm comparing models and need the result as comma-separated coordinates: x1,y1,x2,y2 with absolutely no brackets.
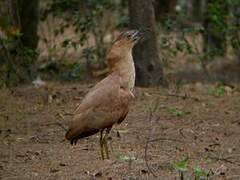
66,73,134,141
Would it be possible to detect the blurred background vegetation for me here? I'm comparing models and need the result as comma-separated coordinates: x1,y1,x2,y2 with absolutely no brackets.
0,0,239,88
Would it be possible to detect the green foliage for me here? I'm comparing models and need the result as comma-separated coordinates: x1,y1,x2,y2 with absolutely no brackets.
193,167,207,180
61,62,84,81
82,47,96,62
40,0,125,81
174,157,189,172
208,86,225,97
174,157,214,180
40,0,125,73
174,157,189,180
116,154,136,163
159,18,205,60
116,15,129,28
0,0,39,87
158,0,240,77
201,155,212,164
167,107,186,117
0,34,38,87
39,59,85,81
207,1,228,30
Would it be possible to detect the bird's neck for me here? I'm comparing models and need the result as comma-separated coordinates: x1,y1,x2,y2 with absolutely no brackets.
108,50,135,91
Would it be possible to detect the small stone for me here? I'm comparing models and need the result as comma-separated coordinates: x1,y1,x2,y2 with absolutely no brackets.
35,151,41,156
141,169,148,174
94,172,102,177
227,148,233,153
50,168,59,173
215,164,228,176
59,163,66,167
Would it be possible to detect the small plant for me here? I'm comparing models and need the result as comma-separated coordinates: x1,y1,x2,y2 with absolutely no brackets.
116,154,136,163
208,86,225,97
202,156,211,163
167,107,186,117
174,157,214,179
193,166,207,180
174,157,189,180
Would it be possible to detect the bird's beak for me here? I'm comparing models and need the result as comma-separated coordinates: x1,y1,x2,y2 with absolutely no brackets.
132,30,144,43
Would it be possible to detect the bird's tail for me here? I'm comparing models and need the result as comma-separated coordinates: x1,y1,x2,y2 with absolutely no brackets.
65,127,99,145
65,127,78,140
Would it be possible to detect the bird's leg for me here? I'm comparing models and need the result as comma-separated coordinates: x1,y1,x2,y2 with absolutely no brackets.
103,127,112,159
103,134,109,159
100,130,104,160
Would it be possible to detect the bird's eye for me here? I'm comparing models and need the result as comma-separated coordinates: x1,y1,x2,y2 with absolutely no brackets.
127,34,131,38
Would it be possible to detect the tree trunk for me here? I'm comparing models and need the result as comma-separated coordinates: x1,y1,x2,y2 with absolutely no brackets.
203,0,228,57
0,0,39,87
129,0,165,86
191,0,204,22
154,0,177,21
232,5,240,65
18,0,39,49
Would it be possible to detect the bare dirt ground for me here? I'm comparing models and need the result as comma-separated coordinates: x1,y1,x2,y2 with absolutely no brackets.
0,82,240,180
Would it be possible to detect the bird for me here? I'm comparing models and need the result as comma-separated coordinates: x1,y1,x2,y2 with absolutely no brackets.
65,30,142,159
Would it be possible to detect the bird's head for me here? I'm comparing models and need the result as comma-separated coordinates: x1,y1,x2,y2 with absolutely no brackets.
107,30,143,71
113,30,143,49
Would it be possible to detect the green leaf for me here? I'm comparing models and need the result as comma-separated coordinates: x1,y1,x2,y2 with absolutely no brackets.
62,39,71,48
116,154,136,163
193,167,206,178
208,86,225,97
174,157,189,172
116,16,129,28
167,107,185,117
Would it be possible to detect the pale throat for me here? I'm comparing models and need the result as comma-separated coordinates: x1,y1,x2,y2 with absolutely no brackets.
117,50,136,91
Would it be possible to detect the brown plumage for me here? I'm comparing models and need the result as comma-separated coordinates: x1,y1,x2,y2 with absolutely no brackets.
65,30,142,159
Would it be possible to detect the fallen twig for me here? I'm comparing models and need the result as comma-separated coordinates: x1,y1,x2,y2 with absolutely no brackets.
148,137,184,143
208,155,240,166
145,137,157,178
55,113,68,131
167,93,200,101
179,128,187,139
55,122,68,132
